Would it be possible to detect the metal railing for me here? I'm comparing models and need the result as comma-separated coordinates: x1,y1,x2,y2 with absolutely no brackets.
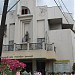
46,44,54,51
15,43,27,50
2,45,14,51
29,43,43,50
2,42,56,52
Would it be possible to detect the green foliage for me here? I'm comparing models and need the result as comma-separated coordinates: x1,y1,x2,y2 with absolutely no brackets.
72,63,75,71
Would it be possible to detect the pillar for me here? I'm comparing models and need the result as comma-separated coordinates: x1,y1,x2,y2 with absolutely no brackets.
32,60,37,75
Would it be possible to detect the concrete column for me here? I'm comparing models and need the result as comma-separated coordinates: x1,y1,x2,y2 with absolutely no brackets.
32,60,37,75
45,61,52,75
22,22,25,37
20,21,23,43
45,61,49,75
27,42,29,50
50,62,54,72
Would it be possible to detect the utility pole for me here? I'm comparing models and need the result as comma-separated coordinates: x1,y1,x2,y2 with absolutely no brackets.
0,0,9,63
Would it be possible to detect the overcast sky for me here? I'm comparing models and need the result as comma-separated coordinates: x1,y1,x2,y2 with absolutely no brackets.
0,0,74,19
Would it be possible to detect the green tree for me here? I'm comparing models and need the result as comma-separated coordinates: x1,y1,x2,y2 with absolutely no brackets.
72,63,75,72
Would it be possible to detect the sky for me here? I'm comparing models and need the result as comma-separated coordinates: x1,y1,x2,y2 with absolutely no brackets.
0,0,74,19
0,0,16,14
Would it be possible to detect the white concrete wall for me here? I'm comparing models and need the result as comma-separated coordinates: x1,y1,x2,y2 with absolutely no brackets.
37,20,45,38
36,6,48,20
71,31,75,63
3,10,16,45
1,2,74,44
48,6,74,24
48,29,74,70
15,1,74,43
48,7,62,19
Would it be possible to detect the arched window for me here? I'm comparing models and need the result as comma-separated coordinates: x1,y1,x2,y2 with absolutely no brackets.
21,6,30,15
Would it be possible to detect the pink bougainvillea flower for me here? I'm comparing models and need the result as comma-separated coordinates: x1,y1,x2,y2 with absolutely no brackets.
0,58,26,72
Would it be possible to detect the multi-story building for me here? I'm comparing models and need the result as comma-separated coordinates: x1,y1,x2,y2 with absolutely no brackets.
1,0,75,75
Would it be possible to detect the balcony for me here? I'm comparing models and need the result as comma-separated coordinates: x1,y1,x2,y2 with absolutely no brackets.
2,43,56,60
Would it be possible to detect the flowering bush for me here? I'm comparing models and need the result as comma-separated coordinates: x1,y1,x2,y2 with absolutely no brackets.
0,58,26,74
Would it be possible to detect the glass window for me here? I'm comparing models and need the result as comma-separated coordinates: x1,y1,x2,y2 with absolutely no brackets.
37,38,45,43
8,40,14,51
21,6,30,15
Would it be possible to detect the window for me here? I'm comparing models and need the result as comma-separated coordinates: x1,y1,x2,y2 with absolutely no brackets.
8,40,14,51
9,40,14,45
37,38,45,43
37,38,45,49
9,23,15,41
21,6,30,15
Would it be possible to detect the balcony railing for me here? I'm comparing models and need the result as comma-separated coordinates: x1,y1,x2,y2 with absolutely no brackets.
2,43,56,52
46,44,55,51
2,45,14,51
29,43,42,50
16,44,27,50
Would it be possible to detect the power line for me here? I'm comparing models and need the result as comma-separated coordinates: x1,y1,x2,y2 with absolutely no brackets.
7,0,20,13
60,0,74,21
57,0,64,12
57,0,69,19
53,0,69,24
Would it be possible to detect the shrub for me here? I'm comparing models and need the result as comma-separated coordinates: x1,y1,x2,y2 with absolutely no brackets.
72,63,75,72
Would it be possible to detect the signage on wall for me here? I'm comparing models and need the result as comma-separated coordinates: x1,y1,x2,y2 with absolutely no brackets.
2,55,33,59
54,60,70,72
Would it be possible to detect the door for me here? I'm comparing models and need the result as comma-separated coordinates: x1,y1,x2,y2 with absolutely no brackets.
25,62,32,73
37,61,45,75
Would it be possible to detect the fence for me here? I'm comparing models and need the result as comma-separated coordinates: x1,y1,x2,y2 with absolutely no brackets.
2,43,56,52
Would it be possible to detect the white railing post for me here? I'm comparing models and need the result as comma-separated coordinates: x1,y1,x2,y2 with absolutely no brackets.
27,42,29,50
52,43,54,51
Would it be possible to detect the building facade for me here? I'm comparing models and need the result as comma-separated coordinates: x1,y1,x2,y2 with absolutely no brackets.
1,0,75,75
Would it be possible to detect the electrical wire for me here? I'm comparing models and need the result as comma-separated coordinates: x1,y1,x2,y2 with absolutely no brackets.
57,0,64,12
7,0,20,13
60,0,74,21
53,0,69,24
57,0,70,21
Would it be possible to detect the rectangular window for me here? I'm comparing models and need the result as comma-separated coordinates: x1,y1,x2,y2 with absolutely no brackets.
8,40,14,51
9,40,14,45
37,38,45,43
37,38,45,49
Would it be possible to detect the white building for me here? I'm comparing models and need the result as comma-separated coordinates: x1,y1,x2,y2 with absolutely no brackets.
1,0,75,74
